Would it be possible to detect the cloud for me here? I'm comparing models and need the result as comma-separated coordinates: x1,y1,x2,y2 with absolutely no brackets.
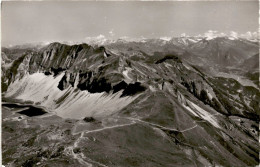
181,33,187,37
96,34,106,39
109,29,115,37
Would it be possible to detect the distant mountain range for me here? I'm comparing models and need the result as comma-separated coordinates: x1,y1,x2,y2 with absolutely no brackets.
3,30,259,48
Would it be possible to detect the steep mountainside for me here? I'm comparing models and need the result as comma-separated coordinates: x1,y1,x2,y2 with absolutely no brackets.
182,37,258,68
2,39,259,166
237,54,259,72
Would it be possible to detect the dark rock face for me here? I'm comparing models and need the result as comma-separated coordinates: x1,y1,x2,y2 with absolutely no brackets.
83,117,95,122
121,82,146,97
44,71,52,75
4,54,27,85
79,77,112,93
155,54,181,64
27,43,147,95
57,74,69,90
57,70,146,95
51,67,65,77
113,81,128,93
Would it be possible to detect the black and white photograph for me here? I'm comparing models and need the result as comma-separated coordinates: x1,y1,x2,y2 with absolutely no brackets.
1,1,259,166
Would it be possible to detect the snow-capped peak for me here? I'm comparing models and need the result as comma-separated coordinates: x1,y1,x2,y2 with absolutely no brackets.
203,30,220,40
201,30,238,40
240,31,259,42
159,37,172,41
198,30,258,42
181,33,187,37
229,31,239,40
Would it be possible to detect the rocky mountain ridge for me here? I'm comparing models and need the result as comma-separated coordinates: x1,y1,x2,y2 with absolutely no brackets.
2,38,259,166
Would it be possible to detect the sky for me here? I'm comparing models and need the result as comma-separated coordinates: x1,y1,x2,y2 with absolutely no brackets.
2,1,259,46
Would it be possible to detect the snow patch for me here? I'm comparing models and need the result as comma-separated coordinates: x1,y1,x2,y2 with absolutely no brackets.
164,62,173,69
5,72,140,119
187,101,220,128
182,99,221,129
160,37,171,41
122,67,133,82
149,85,156,92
